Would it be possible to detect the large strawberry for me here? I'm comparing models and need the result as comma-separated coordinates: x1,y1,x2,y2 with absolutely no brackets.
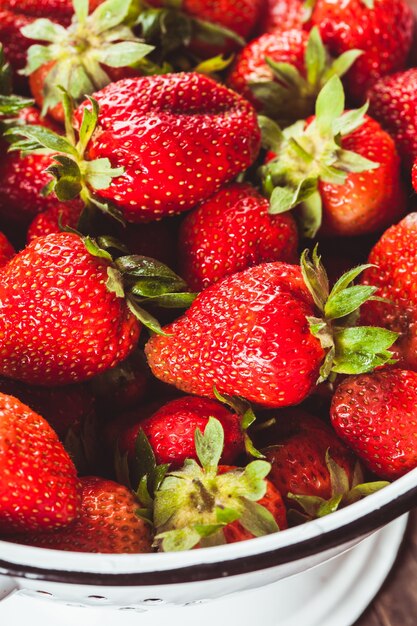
21,0,154,123
260,76,406,238
153,418,287,551
179,182,298,291
331,370,417,480
145,248,397,408
360,213,417,371
118,395,247,468
310,0,413,102
368,69,417,168
10,73,260,224
7,476,152,552
227,27,361,125
0,392,80,533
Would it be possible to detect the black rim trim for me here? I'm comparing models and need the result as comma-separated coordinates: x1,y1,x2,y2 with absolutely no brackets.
1,486,416,586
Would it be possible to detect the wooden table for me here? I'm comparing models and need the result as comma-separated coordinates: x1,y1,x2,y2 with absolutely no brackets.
355,509,417,625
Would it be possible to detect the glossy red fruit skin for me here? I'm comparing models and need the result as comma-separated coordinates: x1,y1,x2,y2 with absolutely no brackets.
179,183,298,291
0,0,103,22
360,213,417,371
76,73,261,223
7,476,152,552
368,69,417,168
311,0,413,102
319,117,407,237
219,468,288,542
331,370,417,480
0,232,15,267
120,396,245,468
0,232,140,385
0,392,80,533
261,410,356,504
256,0,304,35
147,0,262,39
227,30,308,108
145,262,325,408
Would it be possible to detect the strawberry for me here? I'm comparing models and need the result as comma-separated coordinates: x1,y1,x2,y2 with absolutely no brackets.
145,248,397,408
0,232,14,266
153,418,287,551
310,0,414,102
11,72,260,224
227,27,361,124
0,392,80,533
26,202,82,242
368,69,417,168
260,77,406,238
21,0,154,123
256,0,304,34
360,213,417,371
179,182,298,291
331,369,417,480
7,476,152,552
119,395,246,468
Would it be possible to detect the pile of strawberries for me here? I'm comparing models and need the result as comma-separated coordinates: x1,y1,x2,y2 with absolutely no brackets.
0,0,417,554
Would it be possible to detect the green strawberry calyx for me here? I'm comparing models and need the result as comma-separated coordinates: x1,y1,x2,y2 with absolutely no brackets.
0,46,33,119
301,246,398,381
83,235,197,335
6,90,125,223
20,0,154,115
259,75,379,237
250,27,362,127
287,450,389,521
153,418,280,551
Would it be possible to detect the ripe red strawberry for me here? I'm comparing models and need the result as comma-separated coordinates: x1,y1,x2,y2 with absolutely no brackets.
331,369,417,480
0,232,140,385
21,0,154,122
0,232,14,266
368,69,417,168
360,213,417,370
119,396,246,468
13,73,260,224
0,392,80,533
226,27,361,123
261,410,357,504
256,0,304,34
154,418,286,551
179,183,298,291
310,0,413,102
261,77,406,238
26,203,82,242
7,476,152,552
145,250,397,408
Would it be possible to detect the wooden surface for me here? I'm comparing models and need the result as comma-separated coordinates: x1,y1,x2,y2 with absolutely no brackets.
355,509,417,626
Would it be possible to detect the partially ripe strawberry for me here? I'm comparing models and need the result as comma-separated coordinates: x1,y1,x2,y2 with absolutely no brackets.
119,396,245,468
331,370,417,480
7,476,152,552
154,418,286,551
0,392,80,533
179,182,298,291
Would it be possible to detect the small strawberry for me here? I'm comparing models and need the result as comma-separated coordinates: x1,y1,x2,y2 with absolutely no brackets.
26,202,82,242
260,409,386,518
0,392,80,533
368,69,417,168
227,27,361,125
331,369,417,480
145,247,397,408
310,0,414,102
21,0,154,122
260,76,406,238
7,476,152,552
256,0,304,35
153,418,286,551
0,231,192,385
119,395,247,468
10,73,260,223
179,182,298,291
360,213,417,371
